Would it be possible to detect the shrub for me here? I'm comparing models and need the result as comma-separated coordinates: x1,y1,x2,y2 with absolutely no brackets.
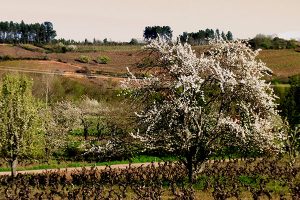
129,38,139,45
77,55,91,63
61,46,67,53
0,55,14,61
64,141,84,159
96,56,110,64
137,57,157,67
19,44,45,53
66,45,78,52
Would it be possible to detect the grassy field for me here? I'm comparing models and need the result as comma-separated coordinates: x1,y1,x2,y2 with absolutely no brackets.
258,49,300,80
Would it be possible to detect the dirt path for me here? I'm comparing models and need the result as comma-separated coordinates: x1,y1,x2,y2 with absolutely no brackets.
0,158,261,176
0,162,159,176
0,65,126,81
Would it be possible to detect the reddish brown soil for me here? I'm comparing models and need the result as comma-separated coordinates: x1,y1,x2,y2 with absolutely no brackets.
0,44,43,58
1,44,300,83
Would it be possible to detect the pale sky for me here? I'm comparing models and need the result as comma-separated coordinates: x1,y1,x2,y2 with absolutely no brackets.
1,0,300,42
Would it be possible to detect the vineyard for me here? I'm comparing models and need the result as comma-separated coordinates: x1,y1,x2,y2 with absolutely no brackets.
1,158,300,199
0,39,299,199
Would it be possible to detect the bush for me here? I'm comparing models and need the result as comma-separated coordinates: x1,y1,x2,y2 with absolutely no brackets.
96,56,110,64
137,57,157,67
64,141,84,159
61,46,67,53
77,55,91,63
249,34,298,50
19,44,45,53
0,55,14,61
295,47,300,52
66,45,77,52
129,38,139,45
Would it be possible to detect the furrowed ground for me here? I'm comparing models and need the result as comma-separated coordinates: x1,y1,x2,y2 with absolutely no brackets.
1,44,300,82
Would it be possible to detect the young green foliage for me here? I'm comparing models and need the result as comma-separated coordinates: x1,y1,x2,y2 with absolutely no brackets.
0,74,40,176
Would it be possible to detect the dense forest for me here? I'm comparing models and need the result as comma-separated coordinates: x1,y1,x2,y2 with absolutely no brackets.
0,21,56,44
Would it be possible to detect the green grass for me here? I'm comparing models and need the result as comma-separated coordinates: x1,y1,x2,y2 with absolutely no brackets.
18,44,45,53
266,180,289,194
0,60,41,69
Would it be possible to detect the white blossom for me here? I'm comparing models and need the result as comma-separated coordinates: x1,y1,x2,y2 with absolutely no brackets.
123,39,284,180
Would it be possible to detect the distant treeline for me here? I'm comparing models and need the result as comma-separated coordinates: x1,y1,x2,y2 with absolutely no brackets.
180,29,233,45
55,38,141,46
1,21,298,49
249,34,298,50
143,26,173,41
0,21,56,44
142,26,233,45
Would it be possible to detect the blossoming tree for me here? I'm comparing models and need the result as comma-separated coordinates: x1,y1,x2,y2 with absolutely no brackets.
77,97,101,141
41,100,81,159
123,39,284,181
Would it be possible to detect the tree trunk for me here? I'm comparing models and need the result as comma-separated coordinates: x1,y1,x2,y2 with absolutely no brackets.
185,148,207,183
45,147,50,162
186,155,194,183
10,157,18,177
84,125,88,140
97,122,102,140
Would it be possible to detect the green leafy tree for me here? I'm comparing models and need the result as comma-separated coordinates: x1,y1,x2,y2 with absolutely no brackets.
43,21,57,43
0,74,40,177
280,76,300,128
249,34,297,50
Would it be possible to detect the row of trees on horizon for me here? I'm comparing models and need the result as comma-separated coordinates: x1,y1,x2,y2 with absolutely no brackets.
179,29,233,45
0,21,298,50
0,21,56,44
0,21,234,45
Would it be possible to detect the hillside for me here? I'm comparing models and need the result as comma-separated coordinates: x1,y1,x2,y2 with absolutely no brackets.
0,44,300,89
258,49,300,81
